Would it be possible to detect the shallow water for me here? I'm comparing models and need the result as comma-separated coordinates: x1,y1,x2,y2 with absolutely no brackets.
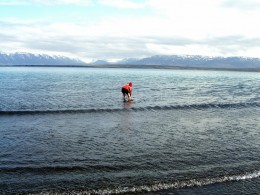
0,67,260,194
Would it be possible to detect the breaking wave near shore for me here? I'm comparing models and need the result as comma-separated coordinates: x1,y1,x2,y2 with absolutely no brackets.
0,102,259,115
19,170,259,194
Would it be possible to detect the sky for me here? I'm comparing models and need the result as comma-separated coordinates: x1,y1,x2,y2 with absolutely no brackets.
1,0,260,62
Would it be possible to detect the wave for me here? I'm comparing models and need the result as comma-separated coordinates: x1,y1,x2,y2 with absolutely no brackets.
93,172,260,194
0,102,259,115
90,170,260,194
27,170,260,194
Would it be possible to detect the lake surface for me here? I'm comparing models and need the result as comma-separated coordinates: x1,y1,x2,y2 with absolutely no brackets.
0,67,260,194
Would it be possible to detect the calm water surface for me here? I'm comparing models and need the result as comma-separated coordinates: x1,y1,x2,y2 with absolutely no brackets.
0,67,260,194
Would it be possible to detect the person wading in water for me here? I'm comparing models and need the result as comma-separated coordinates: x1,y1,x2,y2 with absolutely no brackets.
121,82,133,102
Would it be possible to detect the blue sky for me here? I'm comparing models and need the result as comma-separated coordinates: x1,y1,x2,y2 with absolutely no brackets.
1,0,260,62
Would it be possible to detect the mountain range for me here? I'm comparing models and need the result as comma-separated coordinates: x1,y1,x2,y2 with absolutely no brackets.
115,55,260,69
1,52,260,70
0,52,86,66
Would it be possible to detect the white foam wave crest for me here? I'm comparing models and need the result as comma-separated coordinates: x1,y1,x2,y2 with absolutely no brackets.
89,170,260,194
31,170,260,195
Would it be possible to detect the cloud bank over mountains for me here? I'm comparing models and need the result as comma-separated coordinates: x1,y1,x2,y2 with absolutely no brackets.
1,0,260,61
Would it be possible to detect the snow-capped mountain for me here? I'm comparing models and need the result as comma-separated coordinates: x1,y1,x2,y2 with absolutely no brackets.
2,53,260,69
0,52,86,66
116,55,260,69
91,59,110,65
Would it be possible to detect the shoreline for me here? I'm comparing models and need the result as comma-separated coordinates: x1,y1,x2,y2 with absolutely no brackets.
1,64,260,72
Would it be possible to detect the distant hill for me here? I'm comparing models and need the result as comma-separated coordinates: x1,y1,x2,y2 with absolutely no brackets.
92,55,260,69
91,59,110,65
119,55,260,69
2,53,260,69
0,52,86,66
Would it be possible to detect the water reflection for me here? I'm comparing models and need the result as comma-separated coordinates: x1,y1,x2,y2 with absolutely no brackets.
123,101,133,110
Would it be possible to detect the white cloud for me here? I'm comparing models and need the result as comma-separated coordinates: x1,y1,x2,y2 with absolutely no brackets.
146,43,221,57
98,0,145,9
0,0,93,6
1,0,260,60
39,0,93,6
222,0,260,10
0,0,34,6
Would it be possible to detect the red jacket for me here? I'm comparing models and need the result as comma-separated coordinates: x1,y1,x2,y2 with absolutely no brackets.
122,84,132,95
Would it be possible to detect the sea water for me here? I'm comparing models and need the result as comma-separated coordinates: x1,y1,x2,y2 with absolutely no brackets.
0,67,259,194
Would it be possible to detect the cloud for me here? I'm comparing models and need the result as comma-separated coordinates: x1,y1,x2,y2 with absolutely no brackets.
1,0,260,60
222,0,260,10
0,0,23,5
38,0,93,6
0,0,93,6
2,15,260,61
0,0,145,8
97,0,145,9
